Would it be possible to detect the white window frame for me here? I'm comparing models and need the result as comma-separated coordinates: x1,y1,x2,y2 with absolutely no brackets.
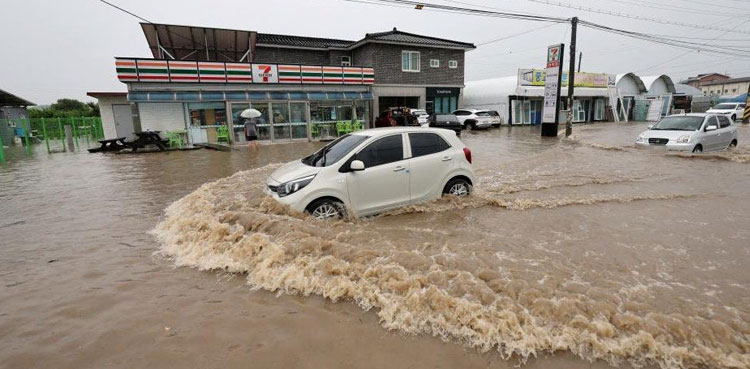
340,56,351,67
402,51,420,72
448,60,458,69
429,59,439,68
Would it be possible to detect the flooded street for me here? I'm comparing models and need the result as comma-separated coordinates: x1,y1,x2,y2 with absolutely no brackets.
2,122,749,369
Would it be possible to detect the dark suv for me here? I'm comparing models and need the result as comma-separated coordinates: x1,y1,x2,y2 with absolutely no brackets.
428,114,462,135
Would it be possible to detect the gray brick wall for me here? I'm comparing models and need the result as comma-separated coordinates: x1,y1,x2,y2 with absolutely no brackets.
253,47,330,65
328,50,353,66
254,43,466,86
355,44,464,86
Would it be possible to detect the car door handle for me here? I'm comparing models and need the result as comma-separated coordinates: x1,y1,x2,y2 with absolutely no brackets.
393,166,406,172
441,156,452,161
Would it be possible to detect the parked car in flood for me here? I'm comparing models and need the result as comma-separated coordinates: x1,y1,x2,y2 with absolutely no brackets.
452,109,493,130
428,114,462,135
484,110,503,127
412,109,430,126
266,127,475,219
635,113,738,153
706,102,746,122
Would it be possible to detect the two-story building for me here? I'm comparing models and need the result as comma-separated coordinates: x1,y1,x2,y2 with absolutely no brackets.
102,23,474,145
701,76,750,97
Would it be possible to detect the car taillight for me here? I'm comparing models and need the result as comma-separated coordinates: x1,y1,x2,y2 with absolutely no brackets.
463,147,472,163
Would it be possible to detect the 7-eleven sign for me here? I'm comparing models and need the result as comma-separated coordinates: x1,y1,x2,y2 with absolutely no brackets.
547,44,562,68
252,64,278,83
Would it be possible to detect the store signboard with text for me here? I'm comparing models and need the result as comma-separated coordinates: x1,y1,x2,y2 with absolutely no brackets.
115,58,374,85
252,64,279,83
542,44,564,124
519,68,614,88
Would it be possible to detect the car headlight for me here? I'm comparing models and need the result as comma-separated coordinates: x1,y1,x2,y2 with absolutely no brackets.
675,135,692,143
635,134,646,143
277,174,315,197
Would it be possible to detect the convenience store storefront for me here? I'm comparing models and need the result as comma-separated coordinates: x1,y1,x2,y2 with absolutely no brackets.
116,58,374,144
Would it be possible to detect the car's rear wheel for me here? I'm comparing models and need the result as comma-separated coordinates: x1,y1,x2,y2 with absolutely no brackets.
692,144,703,153
306,198,345,219
729,139,738,149
443,178,472,197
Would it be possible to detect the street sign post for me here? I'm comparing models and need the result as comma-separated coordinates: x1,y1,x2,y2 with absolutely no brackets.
541,43,565,137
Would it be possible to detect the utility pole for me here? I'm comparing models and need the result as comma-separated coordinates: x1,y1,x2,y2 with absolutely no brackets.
577,52,582,73
744,83,750,124
566,17,578,137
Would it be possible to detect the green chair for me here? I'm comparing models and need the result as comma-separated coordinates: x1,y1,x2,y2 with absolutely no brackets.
311,123,319,138
166,131,184,149
217,126,230,144
336,121,348,136
352,120,363,131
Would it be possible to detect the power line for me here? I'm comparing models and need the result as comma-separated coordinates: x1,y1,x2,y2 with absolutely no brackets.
526,0,750,35
97,0,210,56
357,0,750,58
632,19,750,73
477,22,560,46
650,0,750,11
345,0,570,22
591,0,748,17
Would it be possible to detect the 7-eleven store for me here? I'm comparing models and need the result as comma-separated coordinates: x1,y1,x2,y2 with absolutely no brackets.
113,58,375,144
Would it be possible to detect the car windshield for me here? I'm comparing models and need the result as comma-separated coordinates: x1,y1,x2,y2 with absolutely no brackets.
475,111,490,116
435,115,457,122
713,103,737,110
301,134,369,167
652,116,704,131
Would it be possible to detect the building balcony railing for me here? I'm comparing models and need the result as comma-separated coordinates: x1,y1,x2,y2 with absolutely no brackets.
115,58,374,86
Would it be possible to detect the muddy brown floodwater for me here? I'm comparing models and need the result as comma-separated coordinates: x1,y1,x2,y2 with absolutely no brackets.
1,122,749,369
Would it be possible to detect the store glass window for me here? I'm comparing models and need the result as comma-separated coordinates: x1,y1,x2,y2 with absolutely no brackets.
271,102,290,140
231,103,250,143
310,102,338,140
188,102,226,126
355,100,370,129
252,103,271,140
290,102,308,140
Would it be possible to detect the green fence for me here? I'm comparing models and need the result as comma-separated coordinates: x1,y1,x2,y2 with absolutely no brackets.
0,117,103,155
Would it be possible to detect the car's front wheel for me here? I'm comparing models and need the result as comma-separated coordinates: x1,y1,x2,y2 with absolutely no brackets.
731,114,737,121
692,144,703,153
306,198,345,219
729,139,738,149
443,178,472,197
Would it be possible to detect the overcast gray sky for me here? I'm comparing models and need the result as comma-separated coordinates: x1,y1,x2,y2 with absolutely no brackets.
2,0,749,105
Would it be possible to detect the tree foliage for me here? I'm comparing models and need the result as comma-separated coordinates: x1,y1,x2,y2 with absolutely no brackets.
28,99,100,118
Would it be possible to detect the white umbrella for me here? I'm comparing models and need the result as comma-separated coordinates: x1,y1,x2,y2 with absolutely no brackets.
240,108,262,118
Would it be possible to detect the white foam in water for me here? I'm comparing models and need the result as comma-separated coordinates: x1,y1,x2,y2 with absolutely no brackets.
152,167,750,369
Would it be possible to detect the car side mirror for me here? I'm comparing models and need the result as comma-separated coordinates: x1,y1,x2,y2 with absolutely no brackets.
647,124,654,129
350,160,365,171
705,125,718,132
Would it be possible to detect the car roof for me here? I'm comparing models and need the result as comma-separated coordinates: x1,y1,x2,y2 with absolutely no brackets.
666,113,709,117
352,127,453,137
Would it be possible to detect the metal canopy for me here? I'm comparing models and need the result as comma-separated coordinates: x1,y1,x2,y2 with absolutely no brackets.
140,23,253,62
0,89,35,107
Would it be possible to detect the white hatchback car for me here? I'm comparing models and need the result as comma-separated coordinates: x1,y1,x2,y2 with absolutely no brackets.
266,127,476,218
635,113,738,153
706,102,746,122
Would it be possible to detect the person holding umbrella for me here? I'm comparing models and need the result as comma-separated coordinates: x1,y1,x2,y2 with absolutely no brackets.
241,108,262,148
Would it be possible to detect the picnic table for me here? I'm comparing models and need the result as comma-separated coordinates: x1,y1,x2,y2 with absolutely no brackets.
129,131,169,152
88,137,128,153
